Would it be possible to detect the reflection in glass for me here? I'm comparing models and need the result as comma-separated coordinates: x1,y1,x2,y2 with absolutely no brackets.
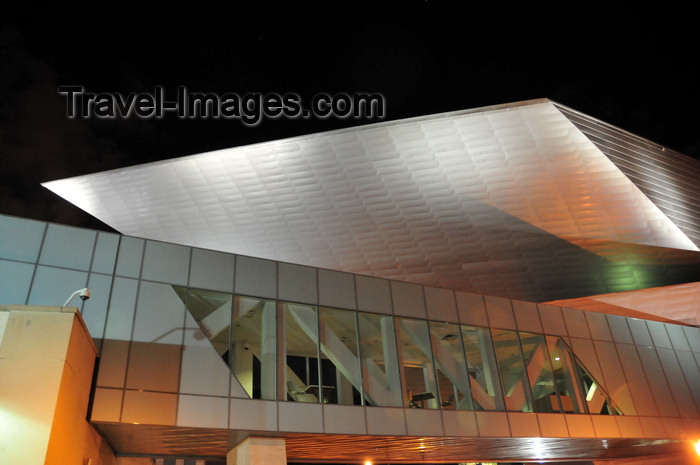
0,259,34,306
461,325,504,411
39,224,96,271
429,322,473,410
128,280,623,416
177,288,232,357
319,307,362,405
555,339,621,415
577,365,621,415
578,365,609,414
519,332,559,413
141,241,190,285
28,266,89,309
177,287,233,397
397,318,439,409
546,337,586,413
492,329,533,412
132,281,185,344
282,302,322,403
232,296,276,400
357,311,402,407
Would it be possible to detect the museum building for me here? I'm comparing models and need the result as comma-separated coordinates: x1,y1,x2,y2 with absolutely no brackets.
1,99,699,464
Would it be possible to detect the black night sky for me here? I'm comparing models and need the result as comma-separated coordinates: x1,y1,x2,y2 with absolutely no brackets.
1,4,698,233
1,6,699,465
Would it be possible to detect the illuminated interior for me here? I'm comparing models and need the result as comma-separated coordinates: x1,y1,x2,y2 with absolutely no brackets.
177,287,620,415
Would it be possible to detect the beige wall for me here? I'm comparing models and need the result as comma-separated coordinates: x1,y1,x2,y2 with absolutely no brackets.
0,306,146,465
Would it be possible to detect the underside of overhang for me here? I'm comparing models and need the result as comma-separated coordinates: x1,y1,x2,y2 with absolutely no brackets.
94,423,692,463
43,99,700,319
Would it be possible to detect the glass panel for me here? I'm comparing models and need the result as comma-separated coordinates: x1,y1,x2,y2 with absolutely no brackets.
115,236,144,278
27,266,88,308
518,332,559,413
607,315,634,344
683,326,700,352
676,351,700,410
126,341,181,392
574,352,620,415
635,345,678,417
355,275,392,314
104,277,138,341
39,224,96,271
318,270,356,310
357,311,402,407
231,296,276,400
131,281,185,344
656,348,698,417
141,240,190,286
546,337,587,413
177,288,232,357
665,323,691,352
397,318,439,409
189,248,235,292
177,288,233,397
0,215,46,262
121,390,177,425
461,325,504,411
234,256,277,299
319,307,362,405
0,259,34,305
82,273,113,339
96,339,129,387
282,302,321,403
594,340,636,415
278,263,317,304
492,329,533,412
429,321,473,410
91,232,120,274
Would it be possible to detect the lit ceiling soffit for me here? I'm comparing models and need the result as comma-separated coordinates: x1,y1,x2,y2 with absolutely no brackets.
93,423,691,463
43,99,700,302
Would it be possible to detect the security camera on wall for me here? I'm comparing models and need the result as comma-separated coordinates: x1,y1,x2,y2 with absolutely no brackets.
64,287,91,307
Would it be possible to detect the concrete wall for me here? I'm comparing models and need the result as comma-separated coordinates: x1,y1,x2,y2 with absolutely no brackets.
0,305,150,465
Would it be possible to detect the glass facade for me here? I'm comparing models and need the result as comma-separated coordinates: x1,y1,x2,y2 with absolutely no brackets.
492,329,533,412
282,302,322,402
461,325,503,411
232,296,276,400
357,310,402,407
397,318,439,409
319,307,362,406
182,295,623,413
4,214,700,430
428,321,473,410
520,332,558,413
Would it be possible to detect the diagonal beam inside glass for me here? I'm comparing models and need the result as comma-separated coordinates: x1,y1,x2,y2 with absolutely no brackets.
175,287,622,413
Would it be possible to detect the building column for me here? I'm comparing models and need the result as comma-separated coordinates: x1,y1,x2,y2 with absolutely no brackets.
227,437,287,465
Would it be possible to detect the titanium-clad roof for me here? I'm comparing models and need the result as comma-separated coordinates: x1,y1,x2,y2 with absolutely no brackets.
43,99,700,304
559,104,700,247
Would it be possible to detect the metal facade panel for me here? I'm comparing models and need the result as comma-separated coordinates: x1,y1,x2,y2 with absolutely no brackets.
42,100,700,305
